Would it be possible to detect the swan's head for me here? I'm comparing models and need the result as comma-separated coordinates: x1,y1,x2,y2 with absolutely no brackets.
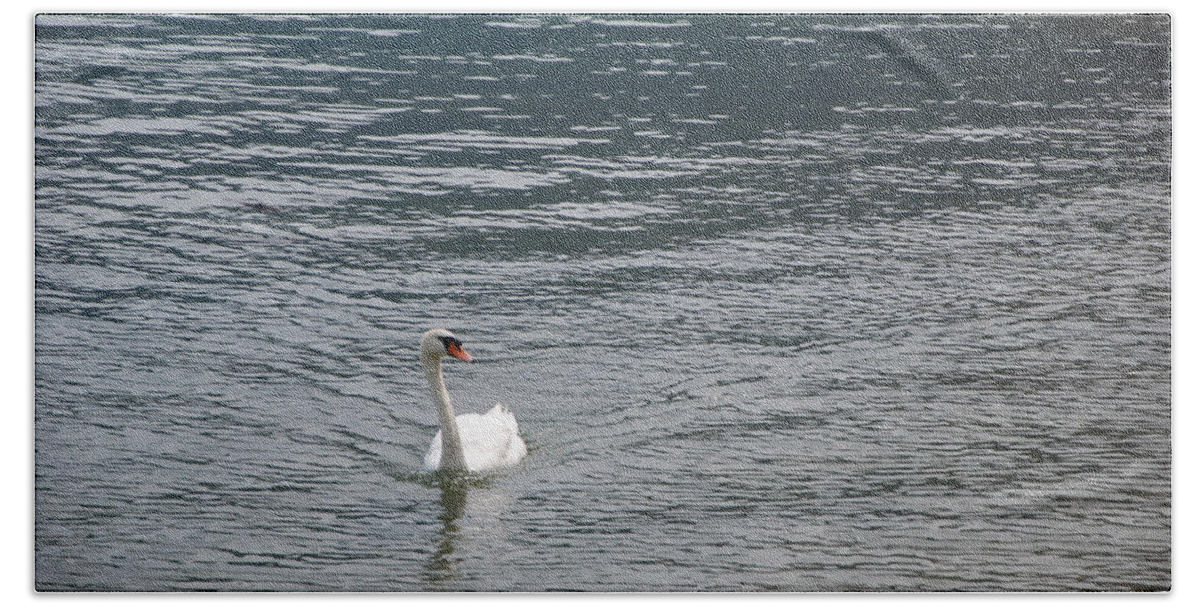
420,328,473,363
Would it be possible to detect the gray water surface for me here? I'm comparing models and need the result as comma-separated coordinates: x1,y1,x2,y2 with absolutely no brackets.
35,13,1170,591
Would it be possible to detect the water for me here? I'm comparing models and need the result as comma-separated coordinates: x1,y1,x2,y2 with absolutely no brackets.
34,13,1170,592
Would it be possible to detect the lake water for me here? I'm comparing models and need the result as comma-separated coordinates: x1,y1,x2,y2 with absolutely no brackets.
34,13,1171,592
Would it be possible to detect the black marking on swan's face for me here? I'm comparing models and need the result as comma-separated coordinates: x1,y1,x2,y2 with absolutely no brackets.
438,335,463,353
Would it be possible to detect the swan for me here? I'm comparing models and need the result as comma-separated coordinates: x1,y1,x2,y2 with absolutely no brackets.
419,328,527,473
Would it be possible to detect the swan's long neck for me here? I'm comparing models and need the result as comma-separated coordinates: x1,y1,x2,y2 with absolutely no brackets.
423,355,468,471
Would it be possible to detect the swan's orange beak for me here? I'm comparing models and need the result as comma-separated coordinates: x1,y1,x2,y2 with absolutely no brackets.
447,342,473,362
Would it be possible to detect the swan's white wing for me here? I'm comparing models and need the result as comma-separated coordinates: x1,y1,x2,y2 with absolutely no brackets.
457,404,527,472
423,404,526,472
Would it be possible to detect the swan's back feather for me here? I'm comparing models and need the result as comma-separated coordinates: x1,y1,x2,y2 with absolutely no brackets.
424,403,527,472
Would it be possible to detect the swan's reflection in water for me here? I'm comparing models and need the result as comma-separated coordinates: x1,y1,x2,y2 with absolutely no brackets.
422,475,470,584
416,468,521,589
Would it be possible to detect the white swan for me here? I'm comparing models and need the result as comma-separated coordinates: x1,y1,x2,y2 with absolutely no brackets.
419,328,527,473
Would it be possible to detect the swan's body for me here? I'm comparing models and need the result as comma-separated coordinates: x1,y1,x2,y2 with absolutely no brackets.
419,329,526,473
423,403,525,472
